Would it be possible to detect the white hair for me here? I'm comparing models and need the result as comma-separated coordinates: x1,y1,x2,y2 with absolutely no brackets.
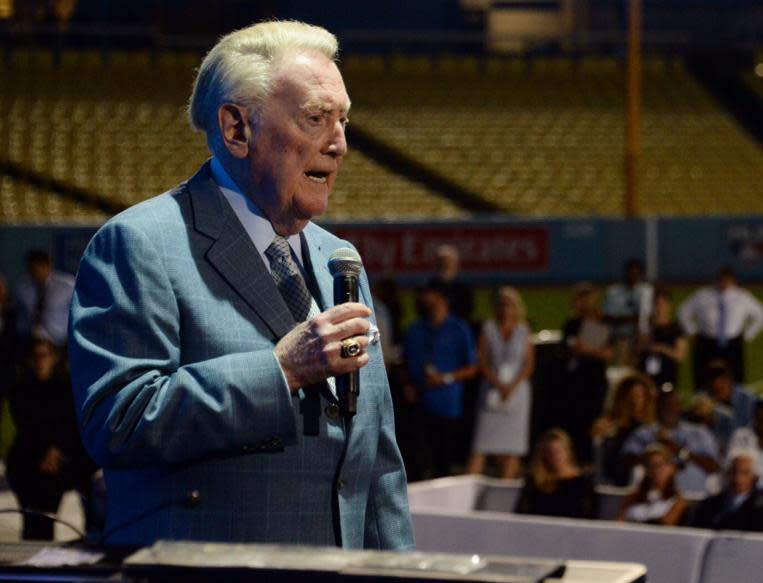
188,20,339,153
725,447,761,475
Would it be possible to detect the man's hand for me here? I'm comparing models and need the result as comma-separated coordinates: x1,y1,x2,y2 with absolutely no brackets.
275,303,372,392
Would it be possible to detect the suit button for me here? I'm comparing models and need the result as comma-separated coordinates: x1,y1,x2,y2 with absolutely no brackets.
325,404,340,419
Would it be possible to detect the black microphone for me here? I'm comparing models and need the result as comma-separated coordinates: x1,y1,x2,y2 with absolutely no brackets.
328,247,363,418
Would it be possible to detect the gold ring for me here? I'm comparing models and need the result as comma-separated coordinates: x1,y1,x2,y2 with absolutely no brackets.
340,338,362,358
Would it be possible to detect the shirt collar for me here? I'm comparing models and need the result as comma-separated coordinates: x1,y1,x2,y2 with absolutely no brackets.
210,156,303,266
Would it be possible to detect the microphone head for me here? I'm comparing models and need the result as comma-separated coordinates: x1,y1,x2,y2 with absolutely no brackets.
328,247,362,278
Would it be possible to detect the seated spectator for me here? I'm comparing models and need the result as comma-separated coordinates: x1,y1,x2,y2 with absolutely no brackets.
558,283,614,465
701,360,756,432
6,339,99,540
687,393,735,455
618,443,687,526
622,389,720,494
515,428,597,519
638,288,686,391
692,449,763,531
592,373,655,486
727,400,763,484
468,287,535,479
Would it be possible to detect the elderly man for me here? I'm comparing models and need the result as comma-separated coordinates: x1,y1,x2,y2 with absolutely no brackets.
69,21,414,549
692,449,763,531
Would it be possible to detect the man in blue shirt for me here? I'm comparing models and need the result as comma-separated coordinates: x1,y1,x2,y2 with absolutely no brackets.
702,360,757,437
404,280,477,478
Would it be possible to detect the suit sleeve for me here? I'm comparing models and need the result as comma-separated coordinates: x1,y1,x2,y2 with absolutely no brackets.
363,379,415,550
357,270,415,550
69,220,297,469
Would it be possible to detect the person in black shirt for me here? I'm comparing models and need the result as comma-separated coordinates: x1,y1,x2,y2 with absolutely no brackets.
639,288,686,391
6,339,98,540
516,428,597,519
558,283,614,464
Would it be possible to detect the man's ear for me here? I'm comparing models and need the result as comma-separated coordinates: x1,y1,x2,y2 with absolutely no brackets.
218,104,252,159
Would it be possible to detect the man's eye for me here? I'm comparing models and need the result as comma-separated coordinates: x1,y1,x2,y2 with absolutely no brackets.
308,114,323,124
340,117,349,127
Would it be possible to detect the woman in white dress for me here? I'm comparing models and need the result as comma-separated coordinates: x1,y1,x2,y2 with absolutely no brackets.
467,287,535,479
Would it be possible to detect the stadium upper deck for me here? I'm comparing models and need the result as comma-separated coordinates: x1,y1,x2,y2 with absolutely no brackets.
0,50,762,223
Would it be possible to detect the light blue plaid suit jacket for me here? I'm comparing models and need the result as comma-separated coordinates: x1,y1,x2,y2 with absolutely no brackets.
69,162,414,549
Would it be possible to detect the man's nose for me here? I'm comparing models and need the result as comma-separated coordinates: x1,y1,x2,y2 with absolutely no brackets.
325,120,347,157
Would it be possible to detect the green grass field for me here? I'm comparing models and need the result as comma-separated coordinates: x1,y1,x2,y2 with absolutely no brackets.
399,284,763,401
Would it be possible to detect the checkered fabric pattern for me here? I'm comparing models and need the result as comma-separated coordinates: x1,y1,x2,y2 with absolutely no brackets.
266,236,313,323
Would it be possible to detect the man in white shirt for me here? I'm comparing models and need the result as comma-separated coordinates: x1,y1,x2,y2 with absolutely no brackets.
678,266,763,386
603,258,654,366
13,249,74,348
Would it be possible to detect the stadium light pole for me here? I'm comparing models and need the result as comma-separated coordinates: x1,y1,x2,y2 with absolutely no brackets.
625,0,642,218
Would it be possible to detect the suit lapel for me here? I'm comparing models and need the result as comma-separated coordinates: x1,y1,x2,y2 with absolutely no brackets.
188,162,295,340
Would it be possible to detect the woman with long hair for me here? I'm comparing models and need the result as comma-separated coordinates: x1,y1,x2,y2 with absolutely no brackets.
468,287,535,478
591,373,656,485
515,428,597,518
618,443,687,526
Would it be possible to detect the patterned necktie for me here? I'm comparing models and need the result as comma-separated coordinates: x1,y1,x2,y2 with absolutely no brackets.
265,236,313,323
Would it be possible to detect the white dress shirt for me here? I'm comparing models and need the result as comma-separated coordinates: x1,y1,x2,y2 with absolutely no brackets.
210,157,335,396
678,285,763,342
603,281,654,336
14,271,75,346
211,156,303,270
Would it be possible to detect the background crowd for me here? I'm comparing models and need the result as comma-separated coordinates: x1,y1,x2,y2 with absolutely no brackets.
377,245,763,532
0,250,101,540
1,245,763,538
